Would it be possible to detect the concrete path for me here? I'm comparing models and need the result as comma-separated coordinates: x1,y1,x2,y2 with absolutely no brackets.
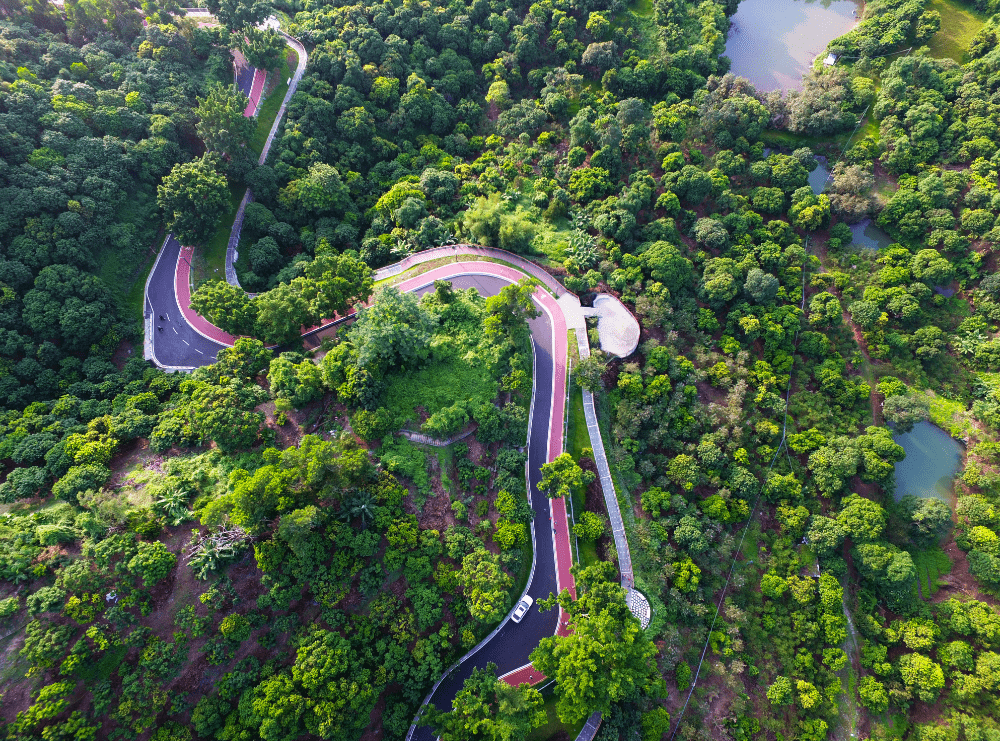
226,27,309,289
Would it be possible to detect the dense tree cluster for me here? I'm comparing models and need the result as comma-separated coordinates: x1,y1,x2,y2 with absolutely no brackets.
6,0,1000,737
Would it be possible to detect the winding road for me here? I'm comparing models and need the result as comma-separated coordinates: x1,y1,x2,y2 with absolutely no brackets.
144,14,622,736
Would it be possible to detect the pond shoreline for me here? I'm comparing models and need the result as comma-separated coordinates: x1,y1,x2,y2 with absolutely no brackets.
892,421,965,508
724,0,862,92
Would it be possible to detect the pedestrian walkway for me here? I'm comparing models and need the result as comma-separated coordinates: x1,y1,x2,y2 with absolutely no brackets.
626,588,651,629
225,27,309,288
174,246,238,346
572,331,634,589
576,712,603,741
243,67,266,116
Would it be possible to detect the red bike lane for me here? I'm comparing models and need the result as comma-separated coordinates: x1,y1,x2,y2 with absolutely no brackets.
174,246,239,345
395,263,576,687
173,256,578,688
243,67,266,116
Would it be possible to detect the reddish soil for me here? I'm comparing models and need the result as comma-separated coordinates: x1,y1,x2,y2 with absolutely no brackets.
359,692,388,741
465,434,488,465
103,438,162,490
412,458,457,534
111,339,139,370
933,534,1000,608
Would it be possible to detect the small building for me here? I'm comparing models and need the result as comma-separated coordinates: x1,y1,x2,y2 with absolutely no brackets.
824,53,839,66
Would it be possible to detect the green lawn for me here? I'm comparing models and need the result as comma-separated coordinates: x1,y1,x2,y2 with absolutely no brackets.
524,689,586,741
927,390,974,440
926,0,986,63
909,547,953,599
193,183,244,287
384,358,498,431
250,48,298,156
506,186,576,267
94,182,160,323
566,330,600,567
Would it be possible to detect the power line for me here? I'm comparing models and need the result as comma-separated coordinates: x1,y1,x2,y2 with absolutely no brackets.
668,237,810,740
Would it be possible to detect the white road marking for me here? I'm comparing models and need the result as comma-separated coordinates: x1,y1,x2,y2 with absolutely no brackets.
182,339,189,345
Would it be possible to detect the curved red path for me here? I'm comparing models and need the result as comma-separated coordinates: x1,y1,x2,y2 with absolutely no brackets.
175,246,238,345
179,257,578,686
396,264,577,676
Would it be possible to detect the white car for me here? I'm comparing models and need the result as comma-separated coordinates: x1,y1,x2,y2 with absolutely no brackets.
511,595,534,623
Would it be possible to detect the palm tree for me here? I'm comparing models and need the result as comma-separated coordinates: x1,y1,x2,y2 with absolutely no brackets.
337,489,376,529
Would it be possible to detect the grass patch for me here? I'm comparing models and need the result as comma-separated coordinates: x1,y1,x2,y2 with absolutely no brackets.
505,186,576,267
384,358,498,431
908,547,953,599
927,391,974,440
566,330,600,567
437,445,455,498
77,645,128,683
524,687,586,741
874,170,898,203
95,183,161,323
193,183,244,287
926,0,986,63
250,48,297,156
630,0,653,17
379,436,431,506
760,128,855,155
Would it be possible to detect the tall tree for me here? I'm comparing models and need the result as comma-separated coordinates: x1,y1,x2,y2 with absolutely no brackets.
530,562,663,725
458,549,513,623
240,26,286,72
190,280,258,337
195,83,255,159
205,0,271,32
419,662,546,741
349,287,436,372
537,453,595,499
157,155,230,245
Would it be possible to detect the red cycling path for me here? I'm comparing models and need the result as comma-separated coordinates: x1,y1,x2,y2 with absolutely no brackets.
244,67,266,116
174,254,577,686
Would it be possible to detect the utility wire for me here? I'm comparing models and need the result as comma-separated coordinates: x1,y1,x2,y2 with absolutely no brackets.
667,77,871,734
668,236,811,740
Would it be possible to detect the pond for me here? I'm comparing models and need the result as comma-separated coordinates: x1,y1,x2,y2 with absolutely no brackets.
809,157,830,195
724,0,861,91
892,421,965,504
849,219,894,251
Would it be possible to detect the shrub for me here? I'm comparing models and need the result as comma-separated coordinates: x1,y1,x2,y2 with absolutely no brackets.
0,596,19,618
27,586,66,616
52,464,112,504
352,408,395,441
492,520,527,550
573,511,606,540
127,541,177,587
219,613,252,643
676,661,692,691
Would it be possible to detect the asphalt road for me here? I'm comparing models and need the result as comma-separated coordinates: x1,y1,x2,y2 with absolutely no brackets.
144,260,564,726
145,235,228,368
409,275,560,740
235,56,254,97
